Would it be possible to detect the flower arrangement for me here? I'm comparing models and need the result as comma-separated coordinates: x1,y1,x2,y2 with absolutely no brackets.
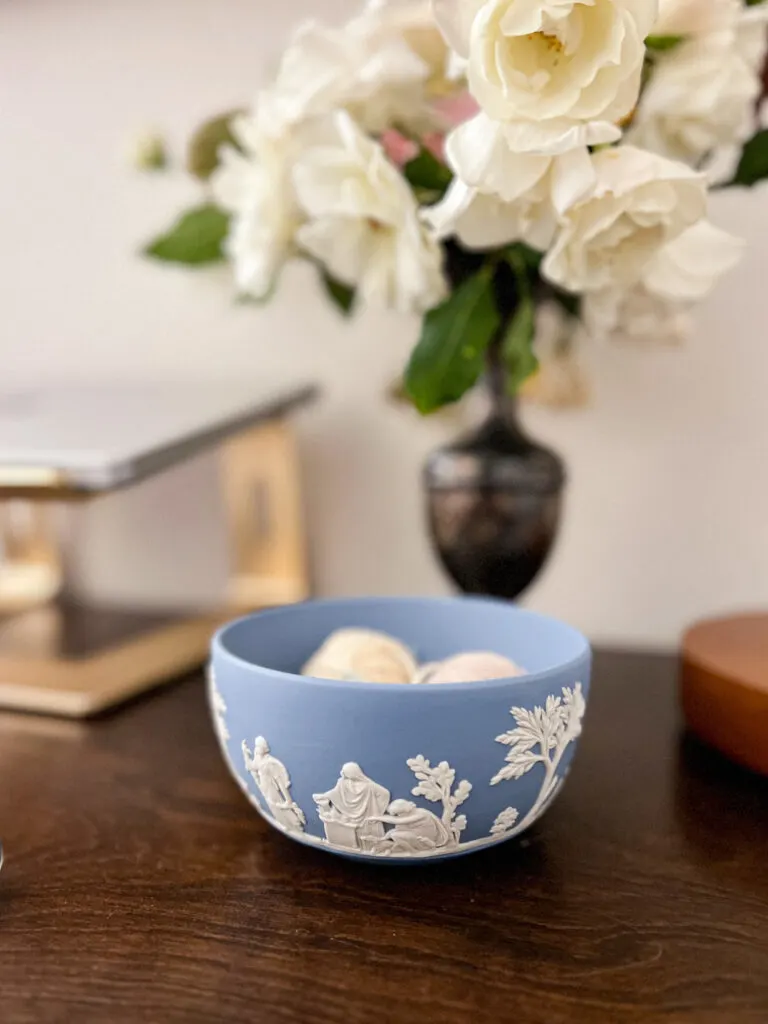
145,0,768,412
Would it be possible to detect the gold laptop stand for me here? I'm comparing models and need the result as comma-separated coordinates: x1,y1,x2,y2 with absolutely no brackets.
0,418,309,717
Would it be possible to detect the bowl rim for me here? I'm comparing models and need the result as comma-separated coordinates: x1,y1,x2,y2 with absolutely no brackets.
211,595,591,694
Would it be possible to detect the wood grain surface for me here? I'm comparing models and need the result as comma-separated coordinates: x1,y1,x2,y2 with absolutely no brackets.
1,650,767,1024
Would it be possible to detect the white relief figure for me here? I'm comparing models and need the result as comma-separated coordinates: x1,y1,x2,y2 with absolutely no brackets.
242,737,306,832
406,756,472,844
489,683,585,840
313,763,390,851
207,665,230,743
369,799,454,855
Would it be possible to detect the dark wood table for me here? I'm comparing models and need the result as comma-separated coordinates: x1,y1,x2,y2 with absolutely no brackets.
2,650,767,1024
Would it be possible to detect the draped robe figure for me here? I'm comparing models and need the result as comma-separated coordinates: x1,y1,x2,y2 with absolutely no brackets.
242,737,306,832
313,763,390,850
371,799,454,855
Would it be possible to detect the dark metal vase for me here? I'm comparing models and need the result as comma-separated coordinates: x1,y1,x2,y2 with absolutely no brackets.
424,384,566,600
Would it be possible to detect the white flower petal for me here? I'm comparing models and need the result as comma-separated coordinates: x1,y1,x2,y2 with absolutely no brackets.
443,113,507,186
297,216,373,286
737,4,768,72
267,9,439,135
294,113,446,313
633,0,768,169
654,0,741,38
543,146,708,294
445,48,468,80
422,178,477,239
223,202,292,299
424,180,528,248
269,21,350,125
500,118,622,156
210,106,302,299
549,146,596,216
432,0,486,58
446,114,551,200
584,285,693,346
583,219,742,345
365,0,450,78
643,221,744,302
456,0,655,125
211,147,263,212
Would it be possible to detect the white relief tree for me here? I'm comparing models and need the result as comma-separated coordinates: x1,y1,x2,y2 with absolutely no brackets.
490,807,520,837
407,756,472,843
489,683,585,839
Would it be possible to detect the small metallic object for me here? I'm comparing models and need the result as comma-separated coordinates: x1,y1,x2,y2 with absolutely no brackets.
424,395,565,600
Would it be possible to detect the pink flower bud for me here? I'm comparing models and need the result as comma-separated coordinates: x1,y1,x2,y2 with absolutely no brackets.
380,129,419,167
433,91,480,128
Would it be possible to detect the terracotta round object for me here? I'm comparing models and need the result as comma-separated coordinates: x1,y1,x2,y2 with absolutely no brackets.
681,613,768,775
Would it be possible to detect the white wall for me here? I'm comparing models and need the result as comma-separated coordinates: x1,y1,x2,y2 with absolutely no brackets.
2,0,767,647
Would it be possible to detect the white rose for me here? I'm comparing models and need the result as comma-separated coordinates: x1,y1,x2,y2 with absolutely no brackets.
424,114,619,250
583,220,743,343
630,30,765,167
735,4,768,75
425,178,554,249
652,0,740,37
268,14,436,134
583,285,693,345
211,104,302,299
433,0,657,125
634,2,768,168
542,146,708,294
293,112,447,314
365,0,450,82
652,0,768,68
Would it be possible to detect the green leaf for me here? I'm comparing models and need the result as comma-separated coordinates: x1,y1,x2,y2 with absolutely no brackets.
187,110,243,181
405,268,500,414
645,33,685,52
403,147,452,195
320,270,356,316
143,204,230,265
501,295,538,394
506,242,543,273
730,129,768,187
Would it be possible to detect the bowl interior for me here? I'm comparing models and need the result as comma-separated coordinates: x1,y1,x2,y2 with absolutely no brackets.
217,597,587,679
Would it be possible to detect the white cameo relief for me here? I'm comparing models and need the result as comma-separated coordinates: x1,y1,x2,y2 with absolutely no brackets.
230,684,585,858
313,763,391,852
402,755,471,848
490,806,520,836
207,665,230,743
242,736,307,833
312,756,472,856
372,800,453,855
489,683,585,839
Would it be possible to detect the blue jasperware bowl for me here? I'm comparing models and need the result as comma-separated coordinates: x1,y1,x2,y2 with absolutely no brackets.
209,596,591,863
